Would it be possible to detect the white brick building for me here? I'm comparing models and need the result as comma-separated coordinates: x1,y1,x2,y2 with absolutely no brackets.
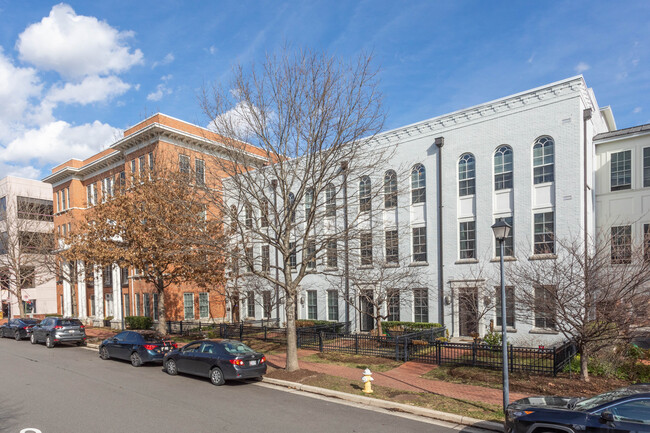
229,76,615,346
0,176,57,318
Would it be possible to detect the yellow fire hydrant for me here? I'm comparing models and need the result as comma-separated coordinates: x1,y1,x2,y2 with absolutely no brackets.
362,368,374,394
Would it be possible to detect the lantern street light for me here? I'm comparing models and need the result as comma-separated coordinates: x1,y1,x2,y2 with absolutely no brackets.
491,219,511,414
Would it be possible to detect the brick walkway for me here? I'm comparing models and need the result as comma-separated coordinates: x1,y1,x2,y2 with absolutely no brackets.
265,350,526,406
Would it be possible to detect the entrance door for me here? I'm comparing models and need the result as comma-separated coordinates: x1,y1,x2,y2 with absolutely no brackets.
359,289,374,332
231,293,240,322
458,287,478,337
1,301,9,319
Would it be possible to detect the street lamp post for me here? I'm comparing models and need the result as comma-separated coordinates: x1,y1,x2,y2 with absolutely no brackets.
491,220,511,415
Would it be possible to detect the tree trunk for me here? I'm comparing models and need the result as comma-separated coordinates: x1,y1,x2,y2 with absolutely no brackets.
580,343,590,382
376,317,383,337
16,286,25,318
156,282,166,335
285,293,299,372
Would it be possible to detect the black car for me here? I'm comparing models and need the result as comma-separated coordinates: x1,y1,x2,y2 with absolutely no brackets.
99,330,177,367
1,318,40,340
30,317,87,348
163,339,267,385
506,384,650,433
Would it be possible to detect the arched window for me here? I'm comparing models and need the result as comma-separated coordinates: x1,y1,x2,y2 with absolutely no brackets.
494,146,513,190
288,192,295,223
359,176,371,213
230,205,237,232
325,184,336,217
411,164,426,204
384,170,397,209
533,136,554,184
458,154,475,196
245,203,253,228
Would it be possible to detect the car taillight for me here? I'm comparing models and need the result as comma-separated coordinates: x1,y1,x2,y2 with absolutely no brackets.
143,344,157,350
79,325,85,329
229,359,244,366
54,325,63,329
172,343,178,349
260,356,266,363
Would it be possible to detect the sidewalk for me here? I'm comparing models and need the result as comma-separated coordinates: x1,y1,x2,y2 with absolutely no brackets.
265,350,526,407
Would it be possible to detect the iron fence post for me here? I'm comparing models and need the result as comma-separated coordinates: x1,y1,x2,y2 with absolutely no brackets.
395,336,400,361
404,338,409,362
264,326,267,341
553,346,558,376
239,322,243,341
472,342,476,366
436,340,441,365
509,344,514,373
319,331,323,352
355,333,359,355
180,321,183,334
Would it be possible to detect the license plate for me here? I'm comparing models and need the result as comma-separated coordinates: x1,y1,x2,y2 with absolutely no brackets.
162,347,170,351
249,360,257,366
69,330,75,333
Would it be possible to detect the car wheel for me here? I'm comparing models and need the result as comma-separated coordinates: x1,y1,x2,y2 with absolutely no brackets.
130,352,143,367
14,331,21,341
46,335,55,349
165,359,178,375
30,334,37,344
99,346,110,360
210,367,225,386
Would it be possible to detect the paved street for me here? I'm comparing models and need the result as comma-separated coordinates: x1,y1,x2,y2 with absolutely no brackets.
0,338,475,433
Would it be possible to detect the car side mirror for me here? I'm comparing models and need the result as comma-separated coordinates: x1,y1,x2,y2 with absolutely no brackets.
112,338,118,342
601,411,615,423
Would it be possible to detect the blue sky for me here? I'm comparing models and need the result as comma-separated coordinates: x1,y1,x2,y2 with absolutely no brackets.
0,1,648,180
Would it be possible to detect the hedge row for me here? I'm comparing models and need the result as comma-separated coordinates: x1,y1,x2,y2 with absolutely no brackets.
125,316,153,330
381,321,443,332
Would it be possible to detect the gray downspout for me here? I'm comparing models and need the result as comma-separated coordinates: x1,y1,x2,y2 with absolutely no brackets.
272,179,280,323
435,137,445,326
341,161,350,333
583,108,592,320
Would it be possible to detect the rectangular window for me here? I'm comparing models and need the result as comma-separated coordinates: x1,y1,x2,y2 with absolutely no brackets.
459,221,476,259
87,185,94,207
326,239,338,268
307,290,318,320
306,238,316,269
413,288,428,323
261,201,269,227
245,247,254,273
118,171,126,188
327,290,339,321
644,148,650,188
148,152,154,174
195,159,205,186
17,197,54,222
262,291,272,318
385,230,399,264
611,225,632,264
305,189,313,218
645,224,650,262
121,267,129,287
533,212,555,254
387,289,400,321
130,159,137,184
183,293,194,319
199,292,209,319
494,216,514,257
261,245,270,273
245,205,253,228
66,188,70,209
139,155,146,178
123,293,130,317
495,286,515,328
412,227,427,262
0,196,6,221
326,186,336,217
143,293,151,317
289,242,296,270
247,291,255,318
179,154,190,174
360,231,372,266
153,293,159,321
534,286,556,329
20,266,35,288
611,150,632,191
62,189,67,210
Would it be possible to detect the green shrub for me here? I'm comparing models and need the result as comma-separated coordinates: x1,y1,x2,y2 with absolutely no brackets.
125,316,153,330
482,330,503,348
295,320,343,331
381,321,442,333
45,314,63,317
564,354,650,382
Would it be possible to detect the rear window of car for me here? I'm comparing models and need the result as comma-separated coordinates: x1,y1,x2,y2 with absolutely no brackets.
23,319,40,324
135,332,163,343
57,319,82,326
221,342,255,355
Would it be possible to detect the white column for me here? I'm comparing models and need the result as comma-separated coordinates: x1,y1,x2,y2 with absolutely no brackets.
77,261,87,319
62,261,72,317
94,266,104,320
112,264,122,325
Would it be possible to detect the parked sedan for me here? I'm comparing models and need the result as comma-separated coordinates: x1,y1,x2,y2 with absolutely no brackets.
99,330,177,367
30,317,87,348
506,384,650,433
1,318,40,340
163,339,267,385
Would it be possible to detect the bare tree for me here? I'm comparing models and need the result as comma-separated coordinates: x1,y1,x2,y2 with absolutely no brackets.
0,196,56,318
199,48,389,371
508,233,650,381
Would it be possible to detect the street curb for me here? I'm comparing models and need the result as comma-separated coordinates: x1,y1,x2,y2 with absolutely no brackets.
261,377,504,432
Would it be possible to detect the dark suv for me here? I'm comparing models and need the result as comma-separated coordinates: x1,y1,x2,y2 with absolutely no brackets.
30,317,87,348
1,318,40,340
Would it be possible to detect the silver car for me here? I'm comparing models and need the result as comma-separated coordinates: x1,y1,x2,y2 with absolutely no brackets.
30,317,87,348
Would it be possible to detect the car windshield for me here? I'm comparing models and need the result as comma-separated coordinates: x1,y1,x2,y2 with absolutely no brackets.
22,319,40,324
574,387,640,411
222,342,255,355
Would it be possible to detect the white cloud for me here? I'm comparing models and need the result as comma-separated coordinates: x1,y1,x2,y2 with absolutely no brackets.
16,3,143,79
208,101,263,139
633,106,643,114
209,46,217,55
574,62,590,74
0,47,42,141
46,75,130,105
147,75,173,101
1,120,120,164
152,52,174,68
4,164,41,180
